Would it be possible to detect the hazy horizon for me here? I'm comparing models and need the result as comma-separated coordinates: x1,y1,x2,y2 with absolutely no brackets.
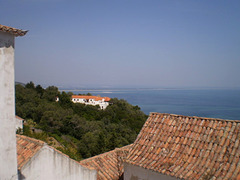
2,0,240,88
16,81,240,91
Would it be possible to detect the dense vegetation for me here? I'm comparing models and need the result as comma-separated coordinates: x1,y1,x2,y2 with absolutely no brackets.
16,82,147,160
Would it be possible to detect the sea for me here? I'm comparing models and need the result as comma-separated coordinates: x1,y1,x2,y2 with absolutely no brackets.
61,88,240,120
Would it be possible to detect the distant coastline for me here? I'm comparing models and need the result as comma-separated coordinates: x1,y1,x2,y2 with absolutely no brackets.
59,88,240,120
59,87,240,92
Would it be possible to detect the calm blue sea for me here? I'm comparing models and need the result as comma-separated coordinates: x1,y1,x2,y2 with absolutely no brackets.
62,88,240,120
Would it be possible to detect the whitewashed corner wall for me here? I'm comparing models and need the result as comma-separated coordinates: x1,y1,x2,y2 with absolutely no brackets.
0,31,18,180
19,145,97,180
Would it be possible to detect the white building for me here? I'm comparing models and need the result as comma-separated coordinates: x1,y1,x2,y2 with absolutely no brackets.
17,135,96,180
16,115,24,130
72,95,111,110
0,24,27,180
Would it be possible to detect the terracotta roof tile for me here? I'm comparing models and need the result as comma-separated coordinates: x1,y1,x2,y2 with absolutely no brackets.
16,135,44,169
0,24,27,36
80,144,132,180
126,113,240,180
16,115,24,121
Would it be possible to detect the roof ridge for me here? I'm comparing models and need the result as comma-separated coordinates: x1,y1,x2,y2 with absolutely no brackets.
16,134,45,146
149,112,240,122
80,144,132,163
80,144,132,180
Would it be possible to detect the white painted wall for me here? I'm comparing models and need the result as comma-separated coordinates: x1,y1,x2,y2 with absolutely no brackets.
16,116,24,130
124,163,179,180
19,145,97,180
72,98,109,109
72,98,86,103
99,101,109,110
0,31,18,180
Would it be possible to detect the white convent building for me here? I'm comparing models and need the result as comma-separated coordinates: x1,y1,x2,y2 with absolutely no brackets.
72,95,111,110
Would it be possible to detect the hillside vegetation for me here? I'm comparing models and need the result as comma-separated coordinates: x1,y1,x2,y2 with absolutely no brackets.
16,82,147,160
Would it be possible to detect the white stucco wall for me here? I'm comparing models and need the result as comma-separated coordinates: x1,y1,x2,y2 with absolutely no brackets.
72,98,86,103
72,98,109,109
124,163,179,180
16,117,24,130
19,145,97,180
0,31,18,180
99,102,109,110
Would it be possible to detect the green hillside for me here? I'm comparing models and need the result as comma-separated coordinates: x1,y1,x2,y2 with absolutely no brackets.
16,82,147,160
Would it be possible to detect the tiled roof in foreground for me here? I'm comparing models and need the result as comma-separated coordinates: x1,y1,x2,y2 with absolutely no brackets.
126,113,240,180
80,144,132,180
0,24,27,37
17,135,44,169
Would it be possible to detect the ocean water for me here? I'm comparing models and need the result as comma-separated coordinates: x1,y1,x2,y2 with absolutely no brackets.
63,88,240,120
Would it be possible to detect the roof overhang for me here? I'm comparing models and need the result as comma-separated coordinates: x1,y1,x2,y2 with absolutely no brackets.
0,24,28,37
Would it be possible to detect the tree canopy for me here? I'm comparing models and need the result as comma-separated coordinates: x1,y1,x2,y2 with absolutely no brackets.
16,82,147,160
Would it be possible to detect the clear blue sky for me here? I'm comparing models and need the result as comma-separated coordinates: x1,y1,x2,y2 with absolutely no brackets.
1,0,240,88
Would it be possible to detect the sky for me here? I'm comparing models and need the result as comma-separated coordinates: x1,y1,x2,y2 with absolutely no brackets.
1,0,240,88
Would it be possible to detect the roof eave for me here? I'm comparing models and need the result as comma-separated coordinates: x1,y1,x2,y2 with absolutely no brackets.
0,24,28,37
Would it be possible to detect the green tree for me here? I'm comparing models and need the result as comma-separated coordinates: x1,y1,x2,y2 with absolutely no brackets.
43,86,59,102
59,91,72,108
78,132,99,158
25,81,35,89
15,81,148,161
36,84,45,97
